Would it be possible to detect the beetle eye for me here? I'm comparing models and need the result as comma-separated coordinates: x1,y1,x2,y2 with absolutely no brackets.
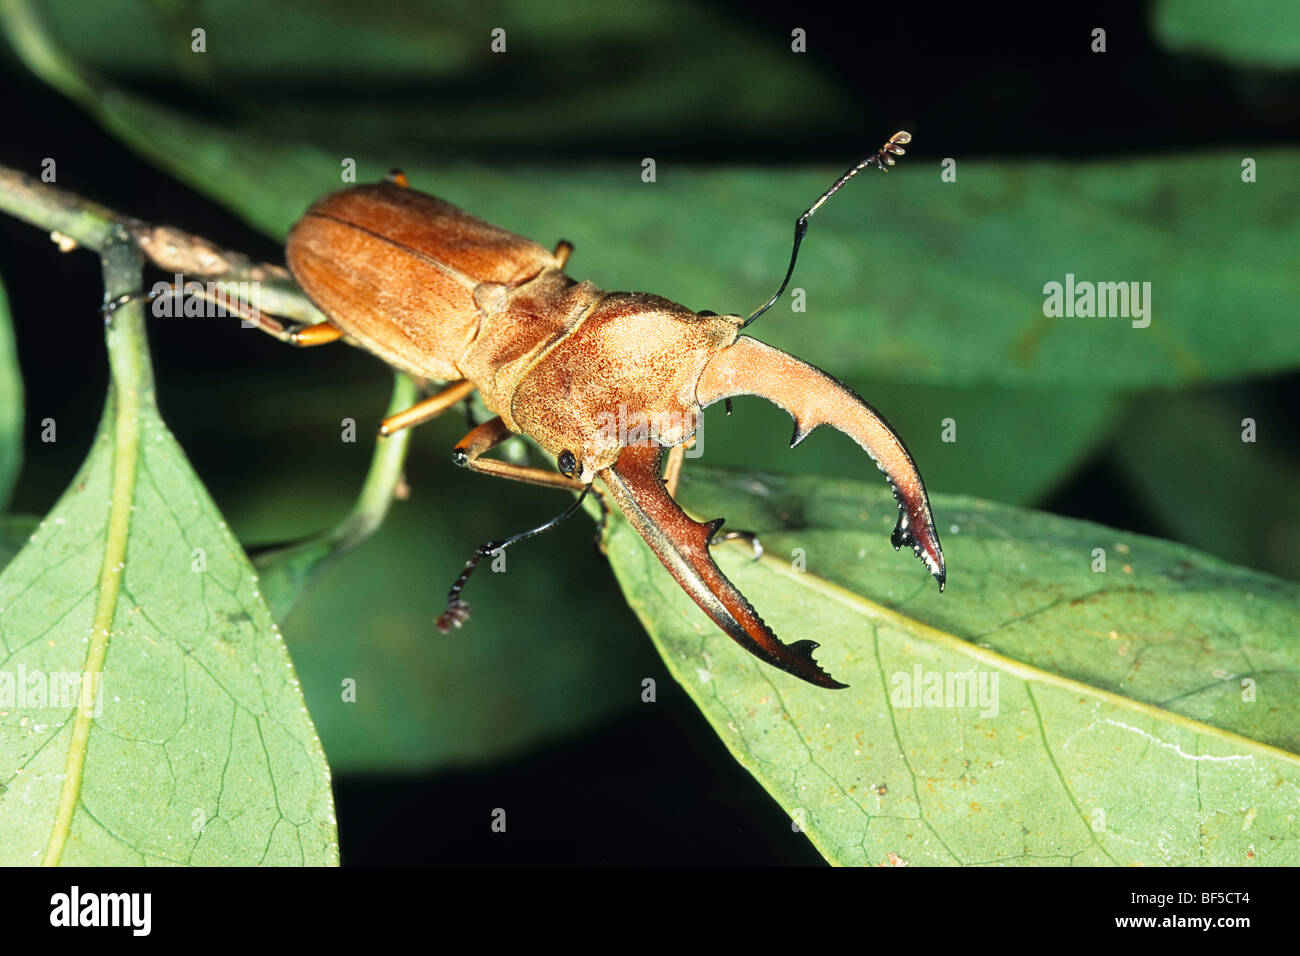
557,449,578,478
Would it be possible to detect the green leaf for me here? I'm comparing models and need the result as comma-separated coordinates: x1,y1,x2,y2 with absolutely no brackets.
606,465,1300,865
33,0,849,152
0,291,335,864
0,514,37,572
0,281,21,510
1111,392,1300,581
1153,0,1300,68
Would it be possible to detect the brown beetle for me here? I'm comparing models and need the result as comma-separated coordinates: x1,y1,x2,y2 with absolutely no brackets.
282,132,944,689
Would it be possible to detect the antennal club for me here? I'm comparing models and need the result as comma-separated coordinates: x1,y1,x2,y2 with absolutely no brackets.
743,130,911,328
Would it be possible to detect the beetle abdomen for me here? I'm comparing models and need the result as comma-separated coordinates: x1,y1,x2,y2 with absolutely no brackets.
286,183,563,380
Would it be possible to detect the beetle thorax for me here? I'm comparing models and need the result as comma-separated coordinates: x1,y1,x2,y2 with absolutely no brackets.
508,293,742,480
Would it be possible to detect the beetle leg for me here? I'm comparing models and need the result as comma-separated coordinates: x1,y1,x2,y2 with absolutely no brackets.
662,431,762,559
457,419,613,546
715,529,763,560
553,240,574,268
452,416,611,547
452,417,588,493
591,487,611,550
438,417,612,626
379,380,476,436
661,434,701,499
662,443,685,498
105,280,347,348
289,321,345,346
662,440,762,558
697,335,945,589
601,442,846,688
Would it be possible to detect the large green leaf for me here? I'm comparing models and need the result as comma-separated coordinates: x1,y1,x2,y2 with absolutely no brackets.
0,281,20,509
606,465,1300,865
0,292,335,864
1153,0,1300,67
35,0,848,150
1111,392,1300,581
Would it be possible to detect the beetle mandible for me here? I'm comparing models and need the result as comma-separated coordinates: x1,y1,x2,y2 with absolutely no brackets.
282,131,944,689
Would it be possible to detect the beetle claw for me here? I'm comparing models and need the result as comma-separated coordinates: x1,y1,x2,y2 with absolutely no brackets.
601,442,847,689
698,335,946,591
892,522,946,591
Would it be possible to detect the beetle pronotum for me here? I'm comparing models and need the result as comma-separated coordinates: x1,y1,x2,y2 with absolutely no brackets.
267,130,945,689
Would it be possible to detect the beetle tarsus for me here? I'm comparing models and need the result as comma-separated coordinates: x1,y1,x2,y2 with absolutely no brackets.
714,529,763,560
100,290,158,326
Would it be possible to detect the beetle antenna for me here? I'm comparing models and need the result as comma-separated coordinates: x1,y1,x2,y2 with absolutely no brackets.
436,486,592,631
743,130,910,329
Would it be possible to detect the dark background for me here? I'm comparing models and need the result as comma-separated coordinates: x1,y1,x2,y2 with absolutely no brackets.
0,0,1295,864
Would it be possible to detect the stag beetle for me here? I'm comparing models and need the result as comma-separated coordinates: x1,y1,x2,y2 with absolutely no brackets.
279,131,943,688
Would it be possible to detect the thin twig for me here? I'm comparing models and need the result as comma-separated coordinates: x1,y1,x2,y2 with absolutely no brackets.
0,165,324,322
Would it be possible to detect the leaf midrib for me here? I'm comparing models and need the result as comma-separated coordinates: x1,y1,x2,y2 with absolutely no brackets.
40,386,138,866
748,547,1300,766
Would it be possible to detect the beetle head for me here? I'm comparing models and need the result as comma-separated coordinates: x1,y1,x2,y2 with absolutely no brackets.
510,293,741,481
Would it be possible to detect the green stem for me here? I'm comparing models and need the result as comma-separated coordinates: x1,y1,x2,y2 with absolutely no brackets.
250,373,420,623
0,166,131,253
43,235,147,866
329,373,420,552
0,164,324,324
